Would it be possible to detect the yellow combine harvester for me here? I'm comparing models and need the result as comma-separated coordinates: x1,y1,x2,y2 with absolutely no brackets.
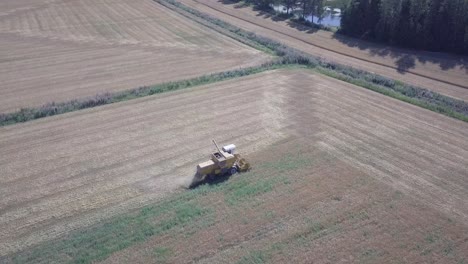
189,140,250,188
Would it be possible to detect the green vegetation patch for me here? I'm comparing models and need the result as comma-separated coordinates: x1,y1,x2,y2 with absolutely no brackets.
237,250,270,264
264,155,312,173
224,153,314,205
153,247,172,263
230,217,331,263
11,191,212,264
224,176,276,205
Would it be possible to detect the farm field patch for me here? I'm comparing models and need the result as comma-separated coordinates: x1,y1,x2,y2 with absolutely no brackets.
100,139,468,264
179,0,468,101
2,69,468,262
0,69,291,256
0,0,269,113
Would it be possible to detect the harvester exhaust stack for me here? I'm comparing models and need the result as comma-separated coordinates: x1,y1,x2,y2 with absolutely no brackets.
212,139,224,158
188,140,250,188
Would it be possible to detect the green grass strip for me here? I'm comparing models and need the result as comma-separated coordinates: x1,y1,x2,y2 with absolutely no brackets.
10,188,213,264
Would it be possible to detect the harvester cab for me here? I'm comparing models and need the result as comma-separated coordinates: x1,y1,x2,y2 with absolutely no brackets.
188,140,250,188
222,144,236,154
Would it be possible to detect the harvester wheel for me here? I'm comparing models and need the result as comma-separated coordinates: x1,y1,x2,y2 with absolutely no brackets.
229,167,238,175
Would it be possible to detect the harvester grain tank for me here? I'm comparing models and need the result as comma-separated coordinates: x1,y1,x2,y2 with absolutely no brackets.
189,140,250,188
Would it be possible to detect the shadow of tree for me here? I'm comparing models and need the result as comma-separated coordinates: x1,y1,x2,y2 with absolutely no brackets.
252,7,290,22
218,0,238,5
254,9,275,20
234,2,250,9
286,20,319,34
332,33,468,74
396,54,416,73
271,14,290,22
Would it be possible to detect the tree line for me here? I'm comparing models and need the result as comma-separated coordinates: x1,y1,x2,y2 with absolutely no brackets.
340,0,468,54
237,0,468,54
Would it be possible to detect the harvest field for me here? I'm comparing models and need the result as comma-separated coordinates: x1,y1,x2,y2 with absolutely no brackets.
0,70,290,256
2,0,468,263
2,69,468,263
179,0,468,101
0,0,269,113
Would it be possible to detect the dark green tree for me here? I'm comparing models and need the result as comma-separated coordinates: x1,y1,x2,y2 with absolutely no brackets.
282,0,298,15
340,0,468,54
395,0,412,46
245,0,276,9
299,0,324,19
340,0,370,36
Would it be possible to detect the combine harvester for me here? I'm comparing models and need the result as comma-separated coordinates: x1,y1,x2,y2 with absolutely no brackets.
189,140,250,188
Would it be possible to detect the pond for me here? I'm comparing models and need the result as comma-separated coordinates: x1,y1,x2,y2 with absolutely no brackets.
272,5,341,28
306,13,341,27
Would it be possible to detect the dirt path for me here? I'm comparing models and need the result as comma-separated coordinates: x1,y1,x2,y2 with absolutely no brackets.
179,0,468,101
0,0,269,113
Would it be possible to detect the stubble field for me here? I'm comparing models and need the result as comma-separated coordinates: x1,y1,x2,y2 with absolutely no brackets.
0,0,269,113
0,69,290,256
2,69,468,263
1,0,468,262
